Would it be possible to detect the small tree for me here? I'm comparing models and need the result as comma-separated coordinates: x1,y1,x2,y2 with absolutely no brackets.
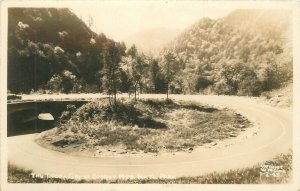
123,45,146,101
61,70,77,93
132,55,146,100
47,70,78,93
219,59,244,95
47,74,63,93
120,56,134,97
150,59,167,93
162,51,176,99
101,41,124,106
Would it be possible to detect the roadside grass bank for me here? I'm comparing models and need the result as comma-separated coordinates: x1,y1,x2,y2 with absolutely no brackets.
36,98,251,155
259,82,293,108
8,151,292,183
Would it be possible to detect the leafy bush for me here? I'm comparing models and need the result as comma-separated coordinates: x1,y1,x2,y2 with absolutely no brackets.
69,99,167,128
58,104,77,124
212,80,232,95
195,77,213,92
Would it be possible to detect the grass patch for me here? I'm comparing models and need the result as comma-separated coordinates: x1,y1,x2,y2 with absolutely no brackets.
8,151,292,183
37,98,251,154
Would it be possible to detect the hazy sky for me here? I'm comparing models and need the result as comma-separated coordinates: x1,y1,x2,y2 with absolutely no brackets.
70,1,233,41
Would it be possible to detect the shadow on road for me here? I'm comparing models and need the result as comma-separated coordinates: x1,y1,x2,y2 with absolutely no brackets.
8,120,54,137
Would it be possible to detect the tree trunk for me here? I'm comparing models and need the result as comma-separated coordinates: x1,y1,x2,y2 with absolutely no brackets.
113,82,116,106
112,65,117,106
134,83,137,101
166,83,169,100
108,94,112,106
113,78,117,106
139,81,142,94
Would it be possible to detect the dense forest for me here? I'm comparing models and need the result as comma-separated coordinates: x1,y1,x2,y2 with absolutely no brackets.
8,8,293,98
8,8,117,93
160,10,293,95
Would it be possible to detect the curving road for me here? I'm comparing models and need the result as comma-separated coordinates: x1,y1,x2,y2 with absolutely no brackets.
8,95,292,178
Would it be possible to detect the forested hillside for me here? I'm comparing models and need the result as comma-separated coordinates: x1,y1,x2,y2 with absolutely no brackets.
8,9,293,97
8,8,125,93
160,10,293,95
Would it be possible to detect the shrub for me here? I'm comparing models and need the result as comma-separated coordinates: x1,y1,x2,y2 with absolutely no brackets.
195,77,213,92
71,99,167,128
212,80,232,95
47,74,63,93
58,104,77,124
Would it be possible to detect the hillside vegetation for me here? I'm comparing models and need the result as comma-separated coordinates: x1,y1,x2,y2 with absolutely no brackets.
260,82,293,108
8,8,125,94
161,10,292,96
36,99,251,154
8,9,293,99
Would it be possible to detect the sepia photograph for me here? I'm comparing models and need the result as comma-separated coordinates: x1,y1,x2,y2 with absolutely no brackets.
0,0,299,191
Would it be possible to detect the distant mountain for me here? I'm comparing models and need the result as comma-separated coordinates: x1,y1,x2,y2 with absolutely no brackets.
124,27,180,55
161,10,293,95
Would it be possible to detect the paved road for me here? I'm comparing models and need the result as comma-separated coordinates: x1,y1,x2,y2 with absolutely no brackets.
8,95,292,178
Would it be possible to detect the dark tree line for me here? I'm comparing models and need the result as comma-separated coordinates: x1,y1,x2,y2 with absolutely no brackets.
8,8,108,93
7,8,168,100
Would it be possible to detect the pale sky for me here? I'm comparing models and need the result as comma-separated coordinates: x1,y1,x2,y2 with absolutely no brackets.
70,1,233,41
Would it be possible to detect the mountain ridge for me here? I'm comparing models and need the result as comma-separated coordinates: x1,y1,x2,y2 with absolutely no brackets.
160,9,292,95
124,27,180,55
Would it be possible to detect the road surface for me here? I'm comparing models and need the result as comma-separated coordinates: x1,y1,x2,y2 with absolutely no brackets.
8,95,292,179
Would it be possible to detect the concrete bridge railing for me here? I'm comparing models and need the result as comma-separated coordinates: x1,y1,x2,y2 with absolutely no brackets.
7,100,88,136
